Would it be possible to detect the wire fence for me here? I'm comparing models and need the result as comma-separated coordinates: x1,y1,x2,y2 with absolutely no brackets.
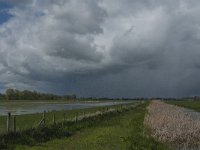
0,102,140,134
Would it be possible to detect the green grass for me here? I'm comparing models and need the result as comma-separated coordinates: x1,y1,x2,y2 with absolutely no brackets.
167,100,200,112
14,103,169,150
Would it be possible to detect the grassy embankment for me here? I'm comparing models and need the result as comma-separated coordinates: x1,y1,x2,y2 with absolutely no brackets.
13,102,168,150
167,100,200,111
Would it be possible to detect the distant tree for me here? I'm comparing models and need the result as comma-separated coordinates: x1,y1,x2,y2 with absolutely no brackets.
0,93,5,100
6,89,15,100
4,88,77,101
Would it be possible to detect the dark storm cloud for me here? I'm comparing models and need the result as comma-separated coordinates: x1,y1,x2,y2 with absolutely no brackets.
0,0,200,97
0,0,33,6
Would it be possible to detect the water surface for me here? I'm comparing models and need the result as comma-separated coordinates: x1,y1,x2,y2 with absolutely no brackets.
181,107,200,121
0,101,130,116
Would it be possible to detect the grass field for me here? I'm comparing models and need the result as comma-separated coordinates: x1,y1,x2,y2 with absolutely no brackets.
167,100,200,111
13,102,168,150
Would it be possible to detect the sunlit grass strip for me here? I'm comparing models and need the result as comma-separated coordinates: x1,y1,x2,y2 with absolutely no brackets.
144,101,200,147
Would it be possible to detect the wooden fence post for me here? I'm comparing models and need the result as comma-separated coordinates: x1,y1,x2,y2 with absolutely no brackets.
53,112,55,124
83,112,85,118
7,112,11,132
63,113,66,122
38,111,46,126
62,113,66,127
76,112,78,122
43,111,46,125
13,116,16,133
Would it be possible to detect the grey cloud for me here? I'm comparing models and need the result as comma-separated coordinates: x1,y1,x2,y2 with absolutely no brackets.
47,35,103,62
0,0,200,97
53,0,107,35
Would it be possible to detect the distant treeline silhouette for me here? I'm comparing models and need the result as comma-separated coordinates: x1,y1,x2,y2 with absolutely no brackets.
0,89,195,101
0,89,76,100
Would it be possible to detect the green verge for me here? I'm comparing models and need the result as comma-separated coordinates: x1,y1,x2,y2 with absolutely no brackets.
14,103,169,150
167,100,200,112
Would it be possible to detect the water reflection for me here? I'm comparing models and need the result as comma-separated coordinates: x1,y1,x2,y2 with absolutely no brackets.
0,101,130,116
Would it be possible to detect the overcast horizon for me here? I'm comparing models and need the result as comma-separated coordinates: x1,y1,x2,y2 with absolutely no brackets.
0,0,200,98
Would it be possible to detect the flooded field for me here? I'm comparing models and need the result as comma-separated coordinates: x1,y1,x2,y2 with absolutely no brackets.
0,101,130,116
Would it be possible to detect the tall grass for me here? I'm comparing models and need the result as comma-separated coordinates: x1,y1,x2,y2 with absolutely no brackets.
144,101,200,148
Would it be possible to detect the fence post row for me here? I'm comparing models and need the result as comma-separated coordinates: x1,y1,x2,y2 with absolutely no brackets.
4,105,129,133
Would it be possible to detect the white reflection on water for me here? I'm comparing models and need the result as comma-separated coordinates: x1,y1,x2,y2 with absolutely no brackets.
0,101,130,116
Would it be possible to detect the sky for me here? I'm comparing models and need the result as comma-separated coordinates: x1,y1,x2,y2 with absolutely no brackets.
0,0,200,98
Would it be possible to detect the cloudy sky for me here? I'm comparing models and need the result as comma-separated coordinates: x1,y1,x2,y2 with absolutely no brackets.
0,0,200,98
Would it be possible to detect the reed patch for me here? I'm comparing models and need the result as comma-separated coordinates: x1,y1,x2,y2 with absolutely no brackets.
144,101,200,148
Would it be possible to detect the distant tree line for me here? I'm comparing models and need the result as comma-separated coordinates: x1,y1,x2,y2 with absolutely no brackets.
78,97,142,101
0,89,76,100
0,93,5,100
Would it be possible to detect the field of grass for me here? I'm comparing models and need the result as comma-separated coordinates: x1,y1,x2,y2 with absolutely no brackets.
13,102,168,150
167,100,200,111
